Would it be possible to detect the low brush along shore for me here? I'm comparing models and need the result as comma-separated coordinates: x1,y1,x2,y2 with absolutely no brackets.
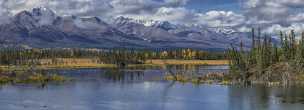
0,58,228,85
0,58,229,71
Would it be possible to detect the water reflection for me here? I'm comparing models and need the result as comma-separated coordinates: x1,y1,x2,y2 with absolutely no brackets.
160,81,176,110
275,87,304,104
1,65,304,110
165,65,199,78
47,65,228,83
103,69,145,82
226,86,304,110
227,86,271,110
164,65,228,77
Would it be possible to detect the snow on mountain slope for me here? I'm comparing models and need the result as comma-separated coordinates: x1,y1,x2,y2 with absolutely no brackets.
0,8,252,50
112,16,251,49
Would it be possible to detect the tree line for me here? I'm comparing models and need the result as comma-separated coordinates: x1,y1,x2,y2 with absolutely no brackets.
228,28,304,84
0,48,226,66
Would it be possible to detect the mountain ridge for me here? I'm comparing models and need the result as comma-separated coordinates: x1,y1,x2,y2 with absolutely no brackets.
0,7,252,51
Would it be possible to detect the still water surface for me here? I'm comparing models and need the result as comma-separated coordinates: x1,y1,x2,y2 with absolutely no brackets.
0,65,304,110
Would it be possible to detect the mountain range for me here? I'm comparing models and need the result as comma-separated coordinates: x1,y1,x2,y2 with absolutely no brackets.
0,7,252,51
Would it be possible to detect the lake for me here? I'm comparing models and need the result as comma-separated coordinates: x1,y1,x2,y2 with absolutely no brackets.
0,65,304,110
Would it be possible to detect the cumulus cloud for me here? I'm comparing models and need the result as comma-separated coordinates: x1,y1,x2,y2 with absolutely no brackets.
125,7,197,24
196,11,246,27
245,0,304,25
0,0,195,24
0,0,304,33
0,0,11,24
0,0,189,19
264,23,304,34
241,0,304,33
108,0,190,21
2,0,113,18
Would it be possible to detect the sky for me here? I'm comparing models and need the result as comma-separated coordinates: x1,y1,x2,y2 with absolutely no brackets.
0,0,304,33
185,0,241,12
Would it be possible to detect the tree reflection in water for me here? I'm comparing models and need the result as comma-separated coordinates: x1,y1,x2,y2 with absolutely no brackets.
227,86,304,110
164,65,200,80
275,87,304,104
103,69,145,82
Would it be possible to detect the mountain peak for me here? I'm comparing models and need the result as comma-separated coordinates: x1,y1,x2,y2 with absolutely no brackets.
32,7,56,17
80,16,103,24
15,10,32,18
115,16,131,21
113,16,177,30
32,7,57,25
208,27,237,35
113,16,134,25
12,7,59,29
0,8,250,50
150,21,177,31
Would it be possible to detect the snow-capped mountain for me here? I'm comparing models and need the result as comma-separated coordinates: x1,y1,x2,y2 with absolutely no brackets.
112,16,251,49
13,7,59,29
114,16,177,29
113,16,238,34
0,8,251,50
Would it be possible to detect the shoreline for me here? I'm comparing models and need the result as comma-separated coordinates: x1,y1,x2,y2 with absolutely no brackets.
0,59,229,71
145,59,228,65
